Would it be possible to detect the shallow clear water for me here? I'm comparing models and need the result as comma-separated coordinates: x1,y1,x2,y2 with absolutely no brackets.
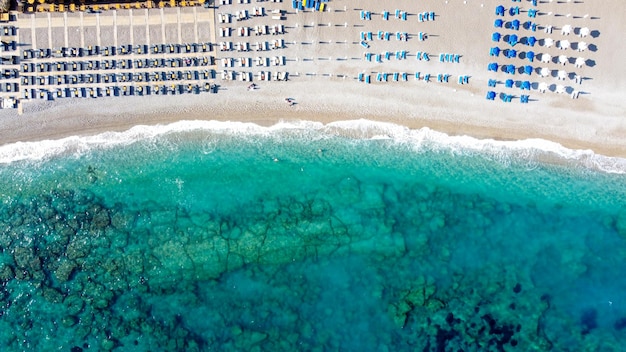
1,121,626,351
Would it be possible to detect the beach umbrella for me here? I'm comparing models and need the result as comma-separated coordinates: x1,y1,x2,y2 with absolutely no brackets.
509,34,518,47
495,5,505,16
527,36,537,47
558,55,568,65
540,67,550,77
538,82,548,93
575,57,585,68
540,53,552,63
521,81,531,90
556,85,566,94
506,64,516,74
505,79,514,88
524,65,533,75
507,49,517,59
561,24,572,36
579,27,590,38
492,32,501,42
490,47,501,57
558,40,570,50
527,51,535,62
486,91,497,100
488,62,499,72
494,19,503,28
511,19,520,31
543,38,554,48
577,41,587,52
557,70,567,80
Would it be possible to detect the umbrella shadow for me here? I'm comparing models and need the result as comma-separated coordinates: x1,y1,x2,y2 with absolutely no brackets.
588,44,598,52
585,59,596,67
590,30,600,38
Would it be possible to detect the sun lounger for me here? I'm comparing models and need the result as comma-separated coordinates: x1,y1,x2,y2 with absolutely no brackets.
393,72,399,82
383,11,389,21
415,72,420,80
416,52,422,60
401,72,407,81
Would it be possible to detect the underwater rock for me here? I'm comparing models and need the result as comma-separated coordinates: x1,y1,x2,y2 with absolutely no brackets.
54,259,77,282
12,247,37,270
41,287,63,304
61,315,79,328
0,263,15,282
66,238,91,260
64,295,85,315
110,207,135,230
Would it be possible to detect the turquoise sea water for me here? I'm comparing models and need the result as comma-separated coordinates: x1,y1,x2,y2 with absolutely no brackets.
1,120,626,351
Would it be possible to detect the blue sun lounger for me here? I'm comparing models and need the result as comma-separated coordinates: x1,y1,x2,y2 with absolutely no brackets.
418,32,425,41
382,73,388,81
393,72,399,81
361,32,366,41
367,32,373,41
382,11,389,21
358,73,364,82
360,41,369,48
376,54,382,63
418,13,424,22
439,53,445,62
416,52,422,60
424,74,430,82
415,72,420,80
384,32,391,41
528,9,537,18
402,12,407,21
395,9,400,19
365,53,373,62
378,30,384,40
401,72,407,81
430,12,435,20
437,74,443,82
365,75,371,84
377,73,382,82
423,53,430,61
292,0,297,9
396,32,401,41
385,51,392,60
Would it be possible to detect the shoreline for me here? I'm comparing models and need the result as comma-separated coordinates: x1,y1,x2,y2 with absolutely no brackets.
1,79,625,159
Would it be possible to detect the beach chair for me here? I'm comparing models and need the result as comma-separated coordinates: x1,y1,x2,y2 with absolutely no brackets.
418,32,425,41
385,51,391,60
423,53,430,62
528,9,537,18
377,73,382,82
430,12,435,21
358,73,364,82
365,75,370,84
395,9,400,19
384,32,391,41
416,52,421,61
382,73,388,82
378,31,384,40
401,72,407,81
418,13,424,22
402,12,407,21
454,55,460,63
424,74,430,82
393,73,399,82
415,72,420,80
361,32,366,41
439,53,445,62
437,74,443,83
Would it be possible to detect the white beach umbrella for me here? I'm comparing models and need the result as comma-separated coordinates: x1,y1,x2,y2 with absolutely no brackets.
579,27,590,38
577,42,587,52
538,82,548,93
558,40,570,50
575,57,585,68
540,67,550,77
544,38,554,48
561,24,572,35
556,84,566,94
541,53,552,63
557,70,567,80
558,55,568,65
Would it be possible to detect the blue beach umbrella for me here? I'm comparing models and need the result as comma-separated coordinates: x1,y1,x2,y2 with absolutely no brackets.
524,65,533,75
521,81,531,90
490,47,500,57
505,79,514,88
492,32,501,42
527,51,535,62
527,36,537,47
506,64,516,74
494,19,503,28
495,5,505,16
511,20,520,31
486,91,496,100
488,62,499,72
509,34,518,47
506,49,517,59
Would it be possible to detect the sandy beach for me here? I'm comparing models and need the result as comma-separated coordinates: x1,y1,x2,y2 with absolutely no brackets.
1,0,625,157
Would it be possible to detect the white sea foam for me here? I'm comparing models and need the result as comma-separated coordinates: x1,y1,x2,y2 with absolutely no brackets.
0,119,625,174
